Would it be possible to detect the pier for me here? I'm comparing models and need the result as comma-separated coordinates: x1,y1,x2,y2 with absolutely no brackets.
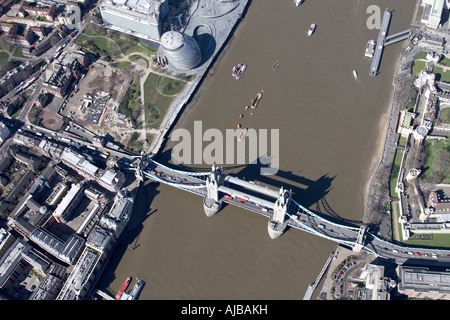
303,254,333,300
369,9,411,76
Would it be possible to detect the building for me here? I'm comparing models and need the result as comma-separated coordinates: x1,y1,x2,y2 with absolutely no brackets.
29,228,85,265
99,0,169,42
0,238,49,297
0,229,16,260
52,181,84,223
99,188,133,239
18,3,57,21
0,122,10,143
61,148,125,192
8,192,48,239
0,61,33,98
428,191,450,214
56,233,112,300
29,264,67,300
421,0,447,28
57,189,134,300
159,30,201,70
42,63,74,98
397,265,450,300
58,50,89,79
355,264,394,300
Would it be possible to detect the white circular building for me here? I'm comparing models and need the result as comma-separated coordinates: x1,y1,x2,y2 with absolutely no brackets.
159,31,201,70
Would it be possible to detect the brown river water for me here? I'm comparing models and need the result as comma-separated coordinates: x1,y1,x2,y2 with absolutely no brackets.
97,0,416,299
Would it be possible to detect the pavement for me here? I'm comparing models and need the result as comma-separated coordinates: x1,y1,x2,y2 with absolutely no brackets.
316,245,374,300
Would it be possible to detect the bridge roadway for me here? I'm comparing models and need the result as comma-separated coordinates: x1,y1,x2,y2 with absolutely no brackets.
126,159,450,264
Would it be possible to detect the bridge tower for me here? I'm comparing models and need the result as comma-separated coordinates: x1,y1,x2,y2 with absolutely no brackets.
135,151,150,182
353,225,368,252
203,165,224,217
268,187,291,239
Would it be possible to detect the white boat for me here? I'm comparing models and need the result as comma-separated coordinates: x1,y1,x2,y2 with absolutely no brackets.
294,0,304,6
308,23,316,37
365,40,376,58
237,128,248,143
353,70,358,79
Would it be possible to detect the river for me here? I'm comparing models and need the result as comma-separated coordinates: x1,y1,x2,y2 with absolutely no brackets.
97,0,416,300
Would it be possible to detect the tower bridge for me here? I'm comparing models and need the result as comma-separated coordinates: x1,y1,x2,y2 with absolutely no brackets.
127,157,370,252
122,154,450,263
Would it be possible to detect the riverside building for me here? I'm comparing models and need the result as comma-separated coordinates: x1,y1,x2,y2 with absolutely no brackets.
159,30,202,70
99,0,169,42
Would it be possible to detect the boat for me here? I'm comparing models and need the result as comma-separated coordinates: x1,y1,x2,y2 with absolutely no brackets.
237,128,248,143
250,92,262,109
128,279,145,300
235,64,246,80
232,63,246,79
239,114,243,118
115,277,131,300
307,23,316,37
365,40,376,58
353,70,358,79
237,123,241,129
294,0,304,6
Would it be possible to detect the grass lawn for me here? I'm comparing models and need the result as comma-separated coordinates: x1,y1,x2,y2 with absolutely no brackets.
129,54,149,68
143,73,187,129
404,233,450,248
433,66,450,83
389,150,404,198
112,61,131,69
398,136,407,147
414,51,427,60
440,57,450,67
421,138,450,183
440,107,450,124
412,60,427,76
0,52,8,63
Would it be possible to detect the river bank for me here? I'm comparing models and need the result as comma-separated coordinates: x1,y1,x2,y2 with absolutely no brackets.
362,1,421,240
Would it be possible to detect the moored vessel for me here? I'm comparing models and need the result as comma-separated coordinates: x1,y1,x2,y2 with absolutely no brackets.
308,23,316,37
128,279,145,300
237,128,248,142
115,277,131,300
365,40,376,58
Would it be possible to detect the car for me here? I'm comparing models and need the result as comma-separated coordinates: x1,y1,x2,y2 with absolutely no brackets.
414,252,420,256
223,195,232,200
